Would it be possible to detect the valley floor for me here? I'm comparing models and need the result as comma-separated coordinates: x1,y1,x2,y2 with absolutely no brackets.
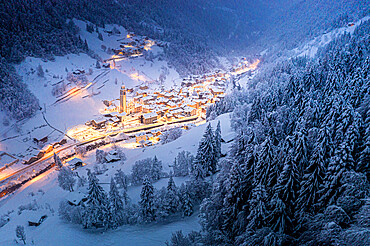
0,114,233,245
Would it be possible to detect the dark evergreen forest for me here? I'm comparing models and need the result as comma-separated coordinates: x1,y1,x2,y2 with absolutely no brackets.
195,19,370,246
0,0,368,120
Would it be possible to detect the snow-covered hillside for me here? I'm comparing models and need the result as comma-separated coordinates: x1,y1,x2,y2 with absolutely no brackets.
0,114,232,246
293,16,370,58
0,20,180,159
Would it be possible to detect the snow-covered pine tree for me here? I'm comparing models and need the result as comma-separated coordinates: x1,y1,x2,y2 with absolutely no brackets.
193,123,217,176
54,152,63,169
58,167,76,192
181,190,193,217
222,133,255,238
297,128,327,214
98,32,103,41
319,108,361,207
173,151,194,177
254,136,275,187
358,107,370,180
274,137,300,213
109,177,125,228
247,184,268,231
140,175,155,222
268,192,292,234
77,174,87,188
319,134,356,206
114,169,129,204
15,225,26,244
83,169,109,229
114,169,128,190
151,156,162,181
164,175,179,214
214,120,222,160
96,149,106,164
191,153,206,181
37,64,44,77
292,129,308,175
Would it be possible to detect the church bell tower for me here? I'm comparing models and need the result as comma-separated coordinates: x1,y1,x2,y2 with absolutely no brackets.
120,85,127,113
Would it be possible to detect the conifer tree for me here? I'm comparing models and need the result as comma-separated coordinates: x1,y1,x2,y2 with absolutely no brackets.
15,225,26,244
222,134,255,238
83,170,109,228
247,184,268,231
109,177,125,228
297,128,327,214
358,109,370,180
140,175,155,222
114,169,129,204
84,39,89,51
181,191,193,217
292,129,308,175
151,156,162,181
58,167,76,192
275,137,300,212
319,138,355,206
214,120,222,160
268,193,292,234
37,64,44,77
98,32,103,41
54,153,63,169
164,175,179,214
191,158,207,181
194,124,217,176
255,136,275,187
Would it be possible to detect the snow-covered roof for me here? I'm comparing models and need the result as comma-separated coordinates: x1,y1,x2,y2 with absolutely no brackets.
105,153,120,163
183,106,195,113
92,117,106,124
67,158,83,166
108,149,118,155
143,112,157,119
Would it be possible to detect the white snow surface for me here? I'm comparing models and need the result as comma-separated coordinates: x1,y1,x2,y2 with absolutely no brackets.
0,19,179,161
293,16,370,58
0,19,235,245
0,114,233,245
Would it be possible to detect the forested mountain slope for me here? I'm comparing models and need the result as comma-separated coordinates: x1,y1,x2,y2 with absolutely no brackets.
197,19,370,246
0,0,368,120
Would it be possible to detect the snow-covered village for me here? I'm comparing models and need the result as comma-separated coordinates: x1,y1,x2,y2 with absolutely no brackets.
1,1,370,246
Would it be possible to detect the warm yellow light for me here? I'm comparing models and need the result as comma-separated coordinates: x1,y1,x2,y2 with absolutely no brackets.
129,72,147,81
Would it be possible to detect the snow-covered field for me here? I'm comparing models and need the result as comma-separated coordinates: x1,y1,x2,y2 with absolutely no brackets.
0,18,237,245
293,16,370,58
0,113,233,245
0,19,180,158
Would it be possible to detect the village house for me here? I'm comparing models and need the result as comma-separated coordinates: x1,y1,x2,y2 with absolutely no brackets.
135,132,147,143
90,117,107,129
151,129,162,137
117,112,127,123
183,106,197,116
136,89,147,97
210,86,224,96
142,105,151,113
165,113,173,121
142,112,158,124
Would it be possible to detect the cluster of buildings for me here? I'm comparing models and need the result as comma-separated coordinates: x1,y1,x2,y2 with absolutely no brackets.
93,71,227,130
79,57,260,147
107,33,165,62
